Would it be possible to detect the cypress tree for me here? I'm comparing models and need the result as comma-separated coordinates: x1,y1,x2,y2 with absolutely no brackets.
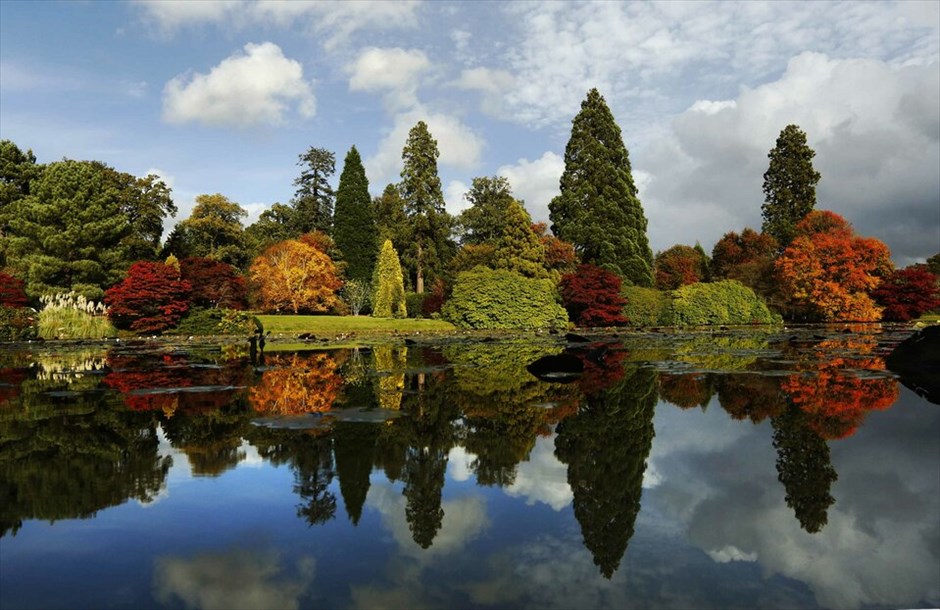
372,239,406,318
399,121,455,293
761,124,820,248
549,88,654,287
334,146,377,282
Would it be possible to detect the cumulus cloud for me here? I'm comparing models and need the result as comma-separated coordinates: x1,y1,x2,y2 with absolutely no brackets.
364,105,484,189
153,547,315,610
136,0,421,50
444,179,471,216
640,52,940,263
496,152,564,224
455,67,516,116
504,433,572,510
162,42,315,128
347,47,431,111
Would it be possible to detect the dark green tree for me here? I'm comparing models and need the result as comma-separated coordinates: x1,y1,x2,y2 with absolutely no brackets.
926,252,940,277
457,176,516,245
373,184,410,267
399,121,455,293
4,160,175,299
292,146,335,234
333,146,377,282
164,193,248,268
771,404,837,533
333,422,380,525
761,124,821,248
555,366,658,578
0,140,41,258
243,203,298,259
549,88,653,286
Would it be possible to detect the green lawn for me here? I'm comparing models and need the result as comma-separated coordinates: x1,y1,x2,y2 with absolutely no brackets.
256,315,455,335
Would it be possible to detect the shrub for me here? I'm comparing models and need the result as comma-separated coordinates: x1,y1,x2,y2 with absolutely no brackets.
0,306,38,341
341,279,371,316
405,292,426,318
179,257,248,309
372,239,407,318
664,280,781,327
442,267,568,330
622,286,670,327
871,264,940,322
174,307,224,335
37,292,117,339
0,273,28,308
560,264,627,327
105,261,191,333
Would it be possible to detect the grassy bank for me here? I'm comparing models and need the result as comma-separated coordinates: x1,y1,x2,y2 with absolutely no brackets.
256,315,456,335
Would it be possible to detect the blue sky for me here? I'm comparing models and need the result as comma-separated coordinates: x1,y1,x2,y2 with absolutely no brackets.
1,0,938,264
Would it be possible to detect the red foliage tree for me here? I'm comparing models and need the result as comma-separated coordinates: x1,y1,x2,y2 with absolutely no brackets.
422,278,447,316
654,244,707,290
711,228,777,281
179,257,248,309
775,211,892,321
0,273,28,307
105,261,191,333
871,264,940,321
559,264,628,327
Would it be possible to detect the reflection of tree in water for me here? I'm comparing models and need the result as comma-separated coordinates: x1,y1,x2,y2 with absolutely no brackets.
0,362,170,536
446,341,573,487
160,405,252,477
658,372,715,410
333,421,379,525
249,352,344,415
771,405,838,533
554,365,658,579
247,428,337,526
373,345,407,411
716,374,786,423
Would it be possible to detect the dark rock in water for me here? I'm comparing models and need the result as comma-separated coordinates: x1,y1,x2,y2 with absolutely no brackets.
404,338,417,346
886,325,940,405
548,328,559,335
527,353,584,383
298,333,312,340
565,332,590,343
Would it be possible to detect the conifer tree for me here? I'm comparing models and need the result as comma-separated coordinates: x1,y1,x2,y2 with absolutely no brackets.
292,146,335,234
549,88,653,287
761,124,820,248
399,121,455,293
374,184,410,255
372,239,406,318
492,200,547,278
333,146,377,282
458,176,515,245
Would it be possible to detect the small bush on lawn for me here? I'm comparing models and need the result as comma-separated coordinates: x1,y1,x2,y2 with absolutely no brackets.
622,286,671,327
663,280,781,327
37,292,116,339
441,266,568,330
0,306,38,341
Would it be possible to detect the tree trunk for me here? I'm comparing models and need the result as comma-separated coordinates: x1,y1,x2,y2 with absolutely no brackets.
416,244,424,294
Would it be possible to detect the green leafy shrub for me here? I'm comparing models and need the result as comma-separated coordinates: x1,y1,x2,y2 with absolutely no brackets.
174,308,259,336
37,292,117,339
663,280,781,327
622,286,670,326
441,267,568,330
405,292,426,318
0,306,38,341
220,310,260,335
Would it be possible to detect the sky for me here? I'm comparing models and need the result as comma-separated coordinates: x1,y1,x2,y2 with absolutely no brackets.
1,0,938,265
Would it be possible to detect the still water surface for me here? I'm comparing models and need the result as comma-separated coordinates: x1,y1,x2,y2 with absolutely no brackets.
0,328,937,609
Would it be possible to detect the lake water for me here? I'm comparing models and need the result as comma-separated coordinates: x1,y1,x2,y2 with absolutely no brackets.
1,327,937,610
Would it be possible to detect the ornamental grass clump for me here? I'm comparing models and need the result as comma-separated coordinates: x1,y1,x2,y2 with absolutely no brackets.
38,292,117,339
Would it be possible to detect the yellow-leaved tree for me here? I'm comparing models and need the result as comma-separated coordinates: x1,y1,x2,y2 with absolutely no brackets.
249,239,343,314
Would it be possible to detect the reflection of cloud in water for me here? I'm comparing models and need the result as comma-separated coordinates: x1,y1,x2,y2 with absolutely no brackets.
446,446,473,482
239,439,264,468
505,433,572,510
366,480,489,557
650,387,940,609
154,547,315,610
137,424,176,507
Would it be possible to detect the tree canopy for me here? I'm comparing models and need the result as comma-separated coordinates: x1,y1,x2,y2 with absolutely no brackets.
292,146,335,234
549,88,653,286
164,193,247,268
333,146,377,282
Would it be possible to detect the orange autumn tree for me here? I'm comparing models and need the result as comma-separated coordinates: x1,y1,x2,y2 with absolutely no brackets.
250,352,344,415
249,238,343,314
775,210,892,321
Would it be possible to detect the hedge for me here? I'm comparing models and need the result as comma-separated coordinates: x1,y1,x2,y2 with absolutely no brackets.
664,280,781,326
622,286,671,326
441,267,568,330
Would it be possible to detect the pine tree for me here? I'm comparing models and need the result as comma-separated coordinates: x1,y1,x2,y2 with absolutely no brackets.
399,121,455,293
292,146,335,234
372,239,406,318
549,88,653,287
333,146,377,282
761,124,821,248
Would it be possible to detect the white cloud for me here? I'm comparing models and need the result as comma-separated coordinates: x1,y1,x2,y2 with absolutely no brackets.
455,67,516,116
640,52,940,263
347,47,431,112
136,0,421,50
364,106,485,189
504,433,572,510
444,180,471,216
496,152,564,224
162,42,315,128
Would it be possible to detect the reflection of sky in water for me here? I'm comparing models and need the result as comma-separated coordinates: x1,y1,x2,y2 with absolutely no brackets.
1,339,938,610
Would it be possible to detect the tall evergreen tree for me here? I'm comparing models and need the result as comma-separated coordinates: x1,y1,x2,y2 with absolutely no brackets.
457,176,516,245
374,183,410,259
333,146,377,282
292,146,335,234
761,124,821,248
399,121,455,293
549,88,653,287
492,200,547,279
